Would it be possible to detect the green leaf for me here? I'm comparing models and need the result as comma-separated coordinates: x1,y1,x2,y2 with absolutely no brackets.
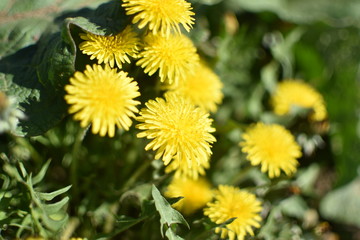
165,228,184,240
37,185,72,201
34,31,76,91
0,44,68,137
279,195,308,220
32,160,51,185
226,0,360,25
320,178,360,227
0,18,50,57
3,163,24,182
151,185,189,237
0,0,130,137
41,212,69,232
43,197,70,215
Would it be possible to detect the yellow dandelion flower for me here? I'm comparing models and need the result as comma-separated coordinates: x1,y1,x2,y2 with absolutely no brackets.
164,154,210,179
79,26,140,69
204,185,262,240
121,0,195,37
240,122,302,178
136,33,199,85
164,176,213,215
136,93,216,177
65,64,140,137
166,61,223,112
271,80,327,121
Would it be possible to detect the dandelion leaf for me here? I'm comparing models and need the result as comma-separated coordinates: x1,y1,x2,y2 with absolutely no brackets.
151,185,189,238
0,0,129,136
226,0,360,25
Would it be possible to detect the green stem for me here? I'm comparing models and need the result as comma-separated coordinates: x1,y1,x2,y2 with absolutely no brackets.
229,164,254,185
120,158,152,193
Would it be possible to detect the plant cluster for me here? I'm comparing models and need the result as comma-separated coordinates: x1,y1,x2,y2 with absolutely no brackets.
1,0,360,239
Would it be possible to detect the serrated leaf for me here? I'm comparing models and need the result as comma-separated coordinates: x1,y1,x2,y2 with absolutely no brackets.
41,212,69,232
37,185,71,201
0,44,68,136
43,197,69,215
3,163,24,182
165,228,184,240
34,32,76,91
151,185,189,237
32,160,51,185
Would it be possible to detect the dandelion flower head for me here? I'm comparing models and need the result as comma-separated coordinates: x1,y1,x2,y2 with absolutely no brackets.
166,61,223,113
164,152,210,179
79,26,140,69
137,33,199,86
240,122,302,178
121,0,195,37
204,185,262,240
65,64,140,137
271,80,327,121
165,176,213,215
136,93,216,174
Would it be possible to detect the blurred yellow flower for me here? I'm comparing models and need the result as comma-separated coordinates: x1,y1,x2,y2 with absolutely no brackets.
79,26,140,69
136,93,216,177
165,176,213,215
240,122,302,178
204,185,262,240
65,64,140,137
164,154,210,179
122,0,195,37
271,80,327,121
165,61,223,113
137,33,199,86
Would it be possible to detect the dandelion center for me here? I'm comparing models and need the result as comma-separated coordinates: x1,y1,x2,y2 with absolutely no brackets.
204,185,262,240
65,64,140,137
122,0,195,36
136,93,216,178
240,122,302,178
137,34,199,85
79,26,140,68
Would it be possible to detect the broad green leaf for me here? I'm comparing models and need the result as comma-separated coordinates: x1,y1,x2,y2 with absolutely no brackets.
0,18,50,57
279,195,308,220
151,185,189,237
34,31,75,90
296,164,320,196
0,1,127,136
320,178,360,227
226,0,360,26
0,44,68,136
